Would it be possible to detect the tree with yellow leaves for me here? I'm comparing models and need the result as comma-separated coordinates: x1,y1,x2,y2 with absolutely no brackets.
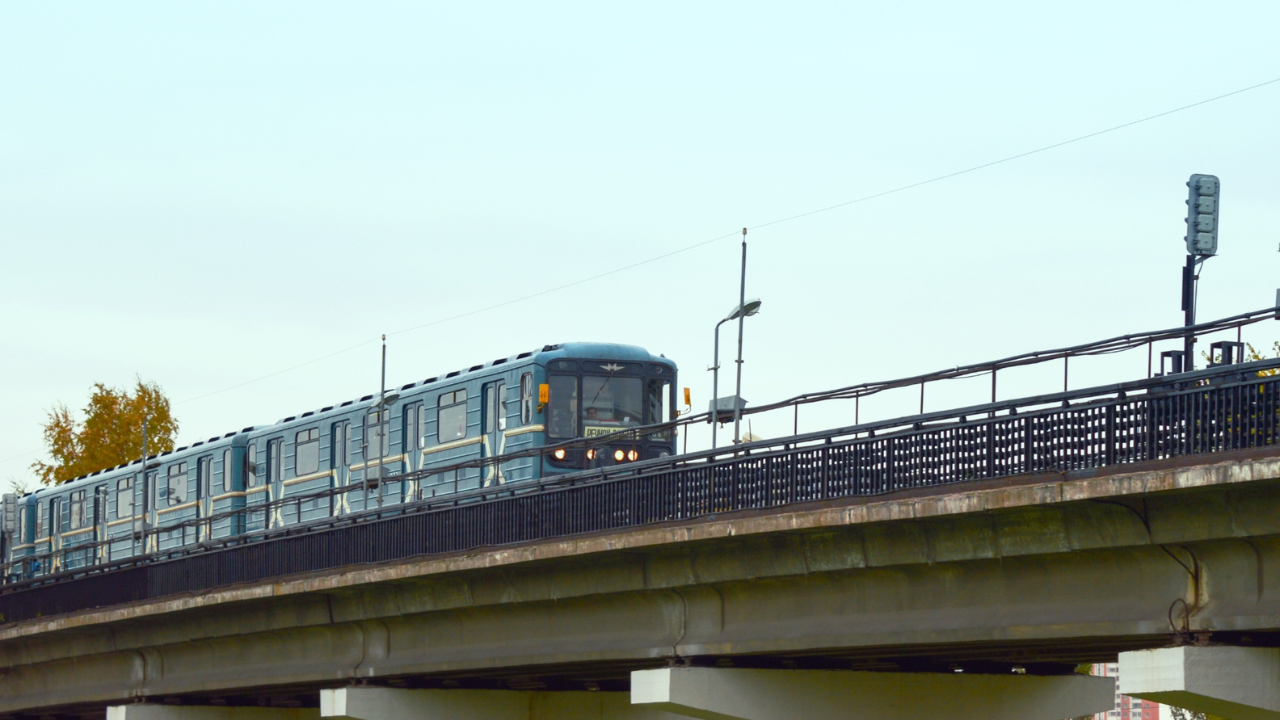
1245,341,1280,377
30,380,178,486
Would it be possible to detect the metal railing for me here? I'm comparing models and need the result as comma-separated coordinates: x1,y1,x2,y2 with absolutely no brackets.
12,307,1275,587
2,353,1279,623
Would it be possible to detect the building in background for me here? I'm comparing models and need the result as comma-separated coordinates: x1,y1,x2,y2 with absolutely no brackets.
1094,663,1161,720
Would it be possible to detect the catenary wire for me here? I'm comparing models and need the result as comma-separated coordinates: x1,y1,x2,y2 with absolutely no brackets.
179,75,1280,406
5,77,1278,472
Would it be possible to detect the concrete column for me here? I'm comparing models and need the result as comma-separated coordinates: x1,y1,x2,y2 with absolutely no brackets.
631,667,1115,720
320,687,679,720
1119,647,1280,720
107,707,318,720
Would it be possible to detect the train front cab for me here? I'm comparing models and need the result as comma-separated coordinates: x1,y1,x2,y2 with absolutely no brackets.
540,349,678,475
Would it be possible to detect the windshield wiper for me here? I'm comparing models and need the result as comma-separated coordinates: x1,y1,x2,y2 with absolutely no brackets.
587,368,616,408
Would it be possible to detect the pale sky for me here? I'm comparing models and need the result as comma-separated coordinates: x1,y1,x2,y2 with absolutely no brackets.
3,2,1279,483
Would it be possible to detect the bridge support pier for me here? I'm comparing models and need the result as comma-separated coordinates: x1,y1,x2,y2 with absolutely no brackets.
319,687,678,720
1119,647,1280,720
107,707,319,720
630,667,1114,720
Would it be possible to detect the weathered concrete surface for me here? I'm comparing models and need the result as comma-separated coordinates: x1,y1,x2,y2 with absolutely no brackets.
109,707,320,720
321,688,679,720
2,452,1280,715
1119,647,1280,720
631,667,1115,720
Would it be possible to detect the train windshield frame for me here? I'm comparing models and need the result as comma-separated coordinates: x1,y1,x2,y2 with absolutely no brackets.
546,363,676,442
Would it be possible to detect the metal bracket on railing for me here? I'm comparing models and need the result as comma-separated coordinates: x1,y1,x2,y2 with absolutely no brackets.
1209,340,1245,366
1160,350,1189,376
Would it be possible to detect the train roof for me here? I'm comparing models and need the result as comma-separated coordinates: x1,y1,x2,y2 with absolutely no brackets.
263,342,673,429
29,342,676,495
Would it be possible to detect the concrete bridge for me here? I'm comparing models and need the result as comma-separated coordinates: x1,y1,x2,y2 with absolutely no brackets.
4,443,1280,720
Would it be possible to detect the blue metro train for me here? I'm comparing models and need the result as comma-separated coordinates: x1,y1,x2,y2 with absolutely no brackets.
2,342,678,579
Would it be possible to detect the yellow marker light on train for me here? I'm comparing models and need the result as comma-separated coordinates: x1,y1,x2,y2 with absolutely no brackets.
683,387,691,406
553,448,566,460
627,449,640,462
614,449,625,462
538,384,550,403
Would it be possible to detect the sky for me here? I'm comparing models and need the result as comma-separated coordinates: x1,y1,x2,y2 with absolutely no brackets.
2,2,1279,486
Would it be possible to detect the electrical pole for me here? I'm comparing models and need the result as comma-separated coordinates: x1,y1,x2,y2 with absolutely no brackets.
732,228,748,444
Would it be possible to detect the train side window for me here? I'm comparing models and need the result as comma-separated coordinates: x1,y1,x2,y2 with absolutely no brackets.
404,405,419,453
520,373,533,425
245,444,258,487
167,463,188,506
364,411,389,460
438,390,468,442
116,478,133,518
331,422,349,469
295,429,320,475
69,490,86,530
647,378,673,441
45,499,56,536
267,439,283,483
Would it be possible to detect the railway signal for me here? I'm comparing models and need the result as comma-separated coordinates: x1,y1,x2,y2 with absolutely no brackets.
1180,173,1221,370
1185,174,1220,256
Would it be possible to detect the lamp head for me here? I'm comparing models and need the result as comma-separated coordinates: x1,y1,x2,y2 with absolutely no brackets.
376,390,401,409
723,298,763,322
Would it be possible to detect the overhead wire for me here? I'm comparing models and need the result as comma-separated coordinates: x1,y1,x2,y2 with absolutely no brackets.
182,75,1280,407
5,76,1279,471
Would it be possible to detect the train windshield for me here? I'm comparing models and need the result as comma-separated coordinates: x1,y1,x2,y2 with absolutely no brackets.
546,370,676,441
582,375,643,437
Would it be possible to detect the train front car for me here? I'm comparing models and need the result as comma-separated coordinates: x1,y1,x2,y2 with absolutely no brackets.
537,343,678,474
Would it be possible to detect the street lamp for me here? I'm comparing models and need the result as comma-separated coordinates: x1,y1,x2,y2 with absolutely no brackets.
709,298,761,449
364,335,400,509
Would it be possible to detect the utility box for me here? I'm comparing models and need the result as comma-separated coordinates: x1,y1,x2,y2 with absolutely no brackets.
709,396,747,424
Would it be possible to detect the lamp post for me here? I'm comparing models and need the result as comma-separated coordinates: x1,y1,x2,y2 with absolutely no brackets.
732,228,748,445
709,297,761,449
364,335,399,509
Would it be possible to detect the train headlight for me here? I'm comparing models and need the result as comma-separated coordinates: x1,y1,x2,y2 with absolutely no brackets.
627,449,640,462
553,448,566,460
614,449,625,462
586,449,596,460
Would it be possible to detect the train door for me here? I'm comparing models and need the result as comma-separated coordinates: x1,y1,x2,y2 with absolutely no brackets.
402,403,420,501
144,470,158,552
94,486,106,564
197,456,212,541
267,438,284,528
482,380,507,487
331,421,350,516
48,497,61,572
